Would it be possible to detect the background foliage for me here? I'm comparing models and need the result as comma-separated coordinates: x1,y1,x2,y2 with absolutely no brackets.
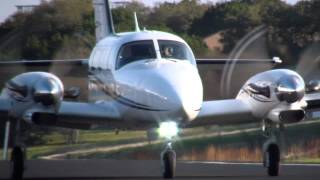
0,0,318,62
0,0,319,160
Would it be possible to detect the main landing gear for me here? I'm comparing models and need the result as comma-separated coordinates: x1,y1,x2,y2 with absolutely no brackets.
11,146,25,180
161,142,176,179
9,120,26,180
262,120,284,176
264,143,280,176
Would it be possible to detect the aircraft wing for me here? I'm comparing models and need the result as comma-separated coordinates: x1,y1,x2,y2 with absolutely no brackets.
187,99,257,127
0,59,87,66
196,57,282,65
188,93,320,128
29,101,120,129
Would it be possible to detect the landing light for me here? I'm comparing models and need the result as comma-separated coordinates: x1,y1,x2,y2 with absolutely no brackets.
158,121,179,139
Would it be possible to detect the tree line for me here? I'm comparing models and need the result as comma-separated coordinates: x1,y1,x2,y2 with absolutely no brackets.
0,0,319,64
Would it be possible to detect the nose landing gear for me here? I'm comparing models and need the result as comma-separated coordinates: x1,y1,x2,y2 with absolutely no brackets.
161,142,176,179
158,121,179,179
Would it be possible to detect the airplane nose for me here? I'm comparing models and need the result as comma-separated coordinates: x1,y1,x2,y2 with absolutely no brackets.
276,76,305,103
171,89,200,121
140,63,203,121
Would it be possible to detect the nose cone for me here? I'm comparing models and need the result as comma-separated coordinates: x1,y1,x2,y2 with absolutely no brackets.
164,77,202,121
140,61,203,121
276,75,305,103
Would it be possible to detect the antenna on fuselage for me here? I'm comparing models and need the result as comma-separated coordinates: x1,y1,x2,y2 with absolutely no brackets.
93,0,115,42
134,12,140,32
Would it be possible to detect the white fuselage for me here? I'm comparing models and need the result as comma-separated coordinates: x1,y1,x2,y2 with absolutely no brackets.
88,31,203,127
87,30,307,129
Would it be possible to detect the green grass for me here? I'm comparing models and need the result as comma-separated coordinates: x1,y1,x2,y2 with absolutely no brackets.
37,130,146,145
26,145,63,159
1,130,147,159
65,128,264,159
2,120,320,161
286,158,320,164
78,130,146,143
1,123,263,159
69,120,320,161
27,130,147,158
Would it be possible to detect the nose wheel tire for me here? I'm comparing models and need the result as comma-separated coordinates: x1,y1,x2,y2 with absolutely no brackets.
266,144,280,176
162,150,176,179
11,146,24,180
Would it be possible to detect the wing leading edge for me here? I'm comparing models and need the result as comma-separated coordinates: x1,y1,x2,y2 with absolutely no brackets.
0,59,87,66
31,101,120,129
196,57,282,65
187,99,257,127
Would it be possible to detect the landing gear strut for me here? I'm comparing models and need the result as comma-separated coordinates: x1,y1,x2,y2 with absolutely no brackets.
10,119,26,180
262,120,283,177
11,146,25,180
161,142,176,179
264,144,280,176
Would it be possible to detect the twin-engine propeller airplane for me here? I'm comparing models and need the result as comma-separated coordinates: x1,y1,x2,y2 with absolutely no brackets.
1,0,320,179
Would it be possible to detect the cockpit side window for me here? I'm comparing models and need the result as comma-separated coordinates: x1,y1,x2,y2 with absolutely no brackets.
116,40,156,69
158,40,194,62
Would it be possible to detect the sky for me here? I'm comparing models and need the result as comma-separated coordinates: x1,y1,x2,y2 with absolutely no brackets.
0,0,302,23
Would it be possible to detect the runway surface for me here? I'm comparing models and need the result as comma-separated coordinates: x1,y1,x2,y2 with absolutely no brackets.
1,160,320,179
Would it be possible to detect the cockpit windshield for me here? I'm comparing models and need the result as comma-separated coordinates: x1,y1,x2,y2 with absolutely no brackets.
158,40,193,62
117,40,156,69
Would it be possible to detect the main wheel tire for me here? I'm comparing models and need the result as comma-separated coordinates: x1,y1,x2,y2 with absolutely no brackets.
267,144,280,176
162,150,176,179
11,146,24,180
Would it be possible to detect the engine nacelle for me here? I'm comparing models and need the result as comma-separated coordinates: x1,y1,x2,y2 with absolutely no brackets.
33,77,64,107
23,111,58,125
1,72,64,122
279,110,305,123
237,69,307,123
267,102,306,123
266,96,307,123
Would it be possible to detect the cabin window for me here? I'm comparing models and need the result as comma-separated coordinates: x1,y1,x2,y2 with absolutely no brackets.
116,40,156,69
158,40,194,62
